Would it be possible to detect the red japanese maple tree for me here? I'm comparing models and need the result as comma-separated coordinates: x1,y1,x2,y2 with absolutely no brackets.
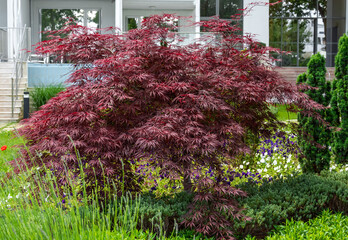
15,15,325,239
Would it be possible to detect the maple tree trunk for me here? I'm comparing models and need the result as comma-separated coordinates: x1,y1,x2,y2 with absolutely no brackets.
183,174,192,193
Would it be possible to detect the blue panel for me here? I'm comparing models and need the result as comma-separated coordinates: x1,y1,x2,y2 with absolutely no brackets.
28,63,74,87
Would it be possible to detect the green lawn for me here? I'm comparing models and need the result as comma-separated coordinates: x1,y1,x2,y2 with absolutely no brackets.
272,104,298,121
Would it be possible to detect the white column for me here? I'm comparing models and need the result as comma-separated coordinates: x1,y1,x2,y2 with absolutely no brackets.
7,0,16,60
115,0,123,33
195,0,200,33
243,0,269,46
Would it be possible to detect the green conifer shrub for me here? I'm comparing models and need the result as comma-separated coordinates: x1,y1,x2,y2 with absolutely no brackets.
297,53,332,173
331,34,348,164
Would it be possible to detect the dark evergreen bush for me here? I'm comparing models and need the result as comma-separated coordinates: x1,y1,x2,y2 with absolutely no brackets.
331,34,348,164
233,174,348,239
320,170,348,186
137,192,193,234
297,53,332,173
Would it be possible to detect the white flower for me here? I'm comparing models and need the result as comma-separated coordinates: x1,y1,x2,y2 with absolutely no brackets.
284,164,288,169
16,193,20,199
273,160,277,165
260,159,265,163
239,165,243,169
257,169,263,173
23,183,30,190
297,165,301,169
45,195,50,202
246,162,250,165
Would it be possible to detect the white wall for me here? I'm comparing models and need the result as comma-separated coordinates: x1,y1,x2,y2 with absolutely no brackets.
31,0,115,46
20,0,30,28
243,0,269,46
0,0,7,27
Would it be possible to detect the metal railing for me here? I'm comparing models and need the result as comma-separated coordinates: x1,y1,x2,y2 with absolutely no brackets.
0,26,31,118
0,27,31,62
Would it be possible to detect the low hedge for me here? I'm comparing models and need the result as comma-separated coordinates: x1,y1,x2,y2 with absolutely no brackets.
233,173,348,239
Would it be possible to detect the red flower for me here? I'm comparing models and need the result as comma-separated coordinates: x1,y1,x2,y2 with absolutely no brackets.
1,145,7,151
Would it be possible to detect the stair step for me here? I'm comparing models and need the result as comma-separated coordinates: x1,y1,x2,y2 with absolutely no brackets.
0,106,21,112
0,101,22,107
0,83,27,88
0,112,21,118
0,63,15,69
0,73,13,78
0,95,24,101
0,68,14,74
0,88,26,94
0,77,27,81
0,118,20,123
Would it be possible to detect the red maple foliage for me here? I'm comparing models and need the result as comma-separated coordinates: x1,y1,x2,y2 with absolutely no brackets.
14,15,325,239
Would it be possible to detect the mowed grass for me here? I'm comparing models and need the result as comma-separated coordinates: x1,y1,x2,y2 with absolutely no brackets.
273,104,298,121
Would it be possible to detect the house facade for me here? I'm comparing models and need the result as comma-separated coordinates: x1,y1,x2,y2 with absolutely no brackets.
0,0,347,122
1,0,269,62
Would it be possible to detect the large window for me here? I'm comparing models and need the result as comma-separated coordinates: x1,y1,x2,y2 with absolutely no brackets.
201,0,243,30
270,0,346,67
40,9,100,41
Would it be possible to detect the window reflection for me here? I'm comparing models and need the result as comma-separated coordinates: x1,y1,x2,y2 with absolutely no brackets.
269,0,346,67
40,9,100,41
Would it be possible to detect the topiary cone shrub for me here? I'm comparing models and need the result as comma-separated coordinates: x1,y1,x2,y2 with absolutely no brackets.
13,15,326,239
296,53,332,173
331,34,348,164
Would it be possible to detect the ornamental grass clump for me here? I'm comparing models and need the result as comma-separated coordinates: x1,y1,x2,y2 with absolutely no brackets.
31,83,65,111
14,14,326,239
